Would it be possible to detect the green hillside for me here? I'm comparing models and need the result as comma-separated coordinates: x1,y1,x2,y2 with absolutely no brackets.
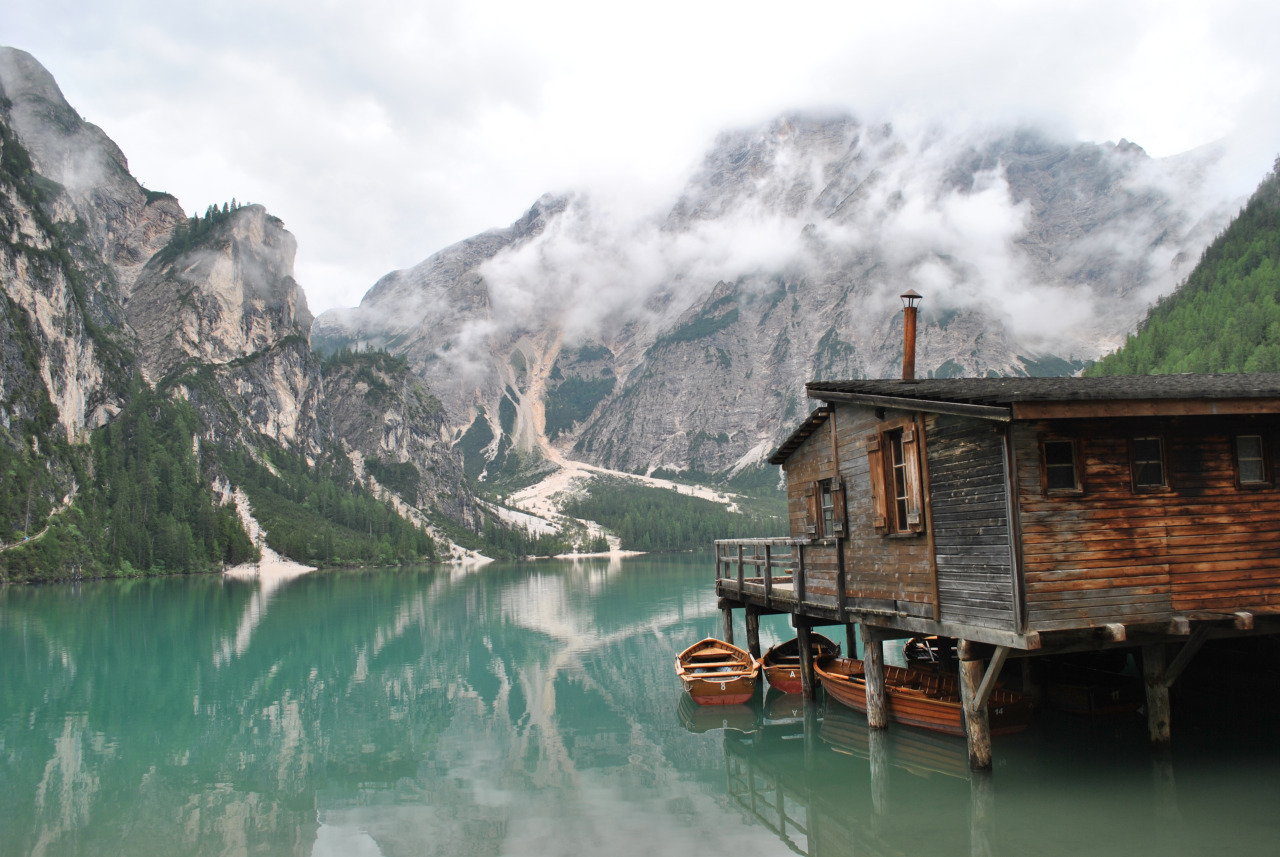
1088,159,1280,376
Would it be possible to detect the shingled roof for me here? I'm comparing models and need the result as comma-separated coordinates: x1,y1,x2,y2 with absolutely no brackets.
806,373,1280,405
767,373,1280,465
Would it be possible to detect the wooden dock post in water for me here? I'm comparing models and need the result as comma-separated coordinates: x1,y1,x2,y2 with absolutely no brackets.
959,640,992,771
969,769,995,857
721,604,735,646
745,609,761,660
1142,643,1172,748
861,625,888,729
845,623,858,660
796,621,816,699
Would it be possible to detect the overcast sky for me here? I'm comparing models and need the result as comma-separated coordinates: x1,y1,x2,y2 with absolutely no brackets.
4,1,1279,314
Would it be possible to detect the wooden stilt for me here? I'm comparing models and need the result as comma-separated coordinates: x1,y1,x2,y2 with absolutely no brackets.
796,622,816,699
722,606,735,645
861,625,888,729
803,695,819,766
1151,754,1179,822
846,623,858,659
868,727,890,818
1142,643,1172,748
745,609,761,660
958,639,992,771
969,769,995,857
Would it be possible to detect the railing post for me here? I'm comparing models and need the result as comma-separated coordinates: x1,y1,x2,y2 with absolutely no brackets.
797,542,807,606
835,536,847,615
737,543,744,592
763,543,773,600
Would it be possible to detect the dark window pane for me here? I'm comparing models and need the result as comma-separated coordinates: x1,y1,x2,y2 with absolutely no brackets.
1044,441,1078,491
1133,437,1164,487
1044,441,1075,467
1238,435,1266,483
819,479,835,535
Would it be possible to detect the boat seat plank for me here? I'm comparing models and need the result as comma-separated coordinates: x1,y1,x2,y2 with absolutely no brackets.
687,670,755,679
690,648,738,659
684,660,752,668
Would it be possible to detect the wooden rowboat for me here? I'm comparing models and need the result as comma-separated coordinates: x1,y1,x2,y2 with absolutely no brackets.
814,656,1033,737
760,633,841,695
675,638,759,705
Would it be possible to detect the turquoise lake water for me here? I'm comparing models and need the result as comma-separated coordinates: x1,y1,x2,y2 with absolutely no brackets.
1,553,1277,856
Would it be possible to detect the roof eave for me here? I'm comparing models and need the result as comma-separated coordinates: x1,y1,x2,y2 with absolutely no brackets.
806,389,1012,422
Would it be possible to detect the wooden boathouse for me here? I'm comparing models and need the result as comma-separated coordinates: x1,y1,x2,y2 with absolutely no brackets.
714,294,1280,769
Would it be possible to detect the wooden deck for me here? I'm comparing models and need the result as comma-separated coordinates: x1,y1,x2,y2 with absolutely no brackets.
714,538,1043,649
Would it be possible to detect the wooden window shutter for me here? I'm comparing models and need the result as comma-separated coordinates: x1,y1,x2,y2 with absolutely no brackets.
866,435,889,533
804,484,819,535
831,478,847,536
902,422,925,533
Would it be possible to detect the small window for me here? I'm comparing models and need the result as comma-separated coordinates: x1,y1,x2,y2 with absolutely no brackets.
887,429,911,532
1236,435,1268,485
1131,436,1166,490
819,479,836,536
864,420,924,536
1043,440,1081,493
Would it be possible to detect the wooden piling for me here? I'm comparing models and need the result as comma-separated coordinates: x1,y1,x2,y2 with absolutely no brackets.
796,622,816,699
969,769,995,857
958,639,992,771
861,625,888,729
845,623,858,659
745,610,761,660
868,727,890,818
1142,643,1172,748
722,606,735,646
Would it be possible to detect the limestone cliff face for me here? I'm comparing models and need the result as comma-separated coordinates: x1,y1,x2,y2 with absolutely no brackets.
0,47,185,440
0,48,478,541
311,194,568,428
321,354,478,527
0,47,184,301
314,113,1235,479
127,205,313,382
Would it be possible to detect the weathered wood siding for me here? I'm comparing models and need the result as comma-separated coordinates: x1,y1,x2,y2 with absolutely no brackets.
1015,416,1280,631
925,415,1017,631
781,418,841,606
833,404,936,617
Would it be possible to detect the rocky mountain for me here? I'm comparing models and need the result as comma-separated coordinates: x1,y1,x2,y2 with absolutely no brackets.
313,114,1236,481
0,48,478,580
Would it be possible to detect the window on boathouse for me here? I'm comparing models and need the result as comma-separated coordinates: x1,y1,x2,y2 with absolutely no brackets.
1042,439,1081,494
1236,434,1268,485
1131,436,1167,491
865,420,924,535
804,478,846,538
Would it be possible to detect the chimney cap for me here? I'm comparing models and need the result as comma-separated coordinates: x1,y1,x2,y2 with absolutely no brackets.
900,289,922,309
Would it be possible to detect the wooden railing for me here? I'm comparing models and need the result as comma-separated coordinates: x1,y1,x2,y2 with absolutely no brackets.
714,537,839,607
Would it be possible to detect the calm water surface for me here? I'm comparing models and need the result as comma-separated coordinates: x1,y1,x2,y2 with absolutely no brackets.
1,553,1276,856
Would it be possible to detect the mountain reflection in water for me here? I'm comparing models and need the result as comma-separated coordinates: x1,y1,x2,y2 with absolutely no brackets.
0,553,1277,857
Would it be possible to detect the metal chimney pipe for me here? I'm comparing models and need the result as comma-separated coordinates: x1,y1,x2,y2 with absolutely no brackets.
900,290,921,380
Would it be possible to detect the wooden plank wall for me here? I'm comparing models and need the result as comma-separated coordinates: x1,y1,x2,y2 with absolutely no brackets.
833,405,936,617
784,413,833,537
925,415,1017,631
781,417,841,607
1014,415,1280,632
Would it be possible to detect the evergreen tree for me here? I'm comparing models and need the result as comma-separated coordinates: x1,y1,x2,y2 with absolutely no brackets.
1089,157,1280,376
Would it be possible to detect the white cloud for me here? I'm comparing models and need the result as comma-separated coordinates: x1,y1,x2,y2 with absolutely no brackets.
3,0,1278,315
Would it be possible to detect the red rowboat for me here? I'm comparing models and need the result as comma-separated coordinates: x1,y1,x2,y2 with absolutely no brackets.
675,638,759,705
760,633,841,695
814,656,1033,737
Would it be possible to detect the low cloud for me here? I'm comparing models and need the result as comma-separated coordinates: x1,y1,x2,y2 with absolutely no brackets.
454,116,1234,374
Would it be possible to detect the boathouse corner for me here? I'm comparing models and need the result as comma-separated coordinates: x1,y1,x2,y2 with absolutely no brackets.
714,291,1280,770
